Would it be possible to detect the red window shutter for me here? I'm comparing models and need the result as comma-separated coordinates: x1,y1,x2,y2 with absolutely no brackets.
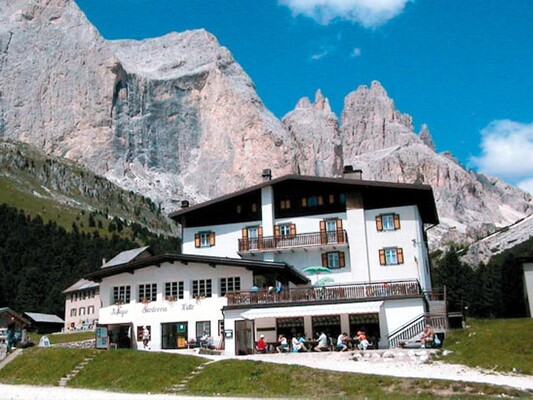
394,214,401,230
320,220,327,244
209,232,216,246
321,253,328,267
290,223,296,238
376,215,383,231
274,225,280,239
194,233,200,248
379,249,386,265
339,252,345,268
397,248,404,264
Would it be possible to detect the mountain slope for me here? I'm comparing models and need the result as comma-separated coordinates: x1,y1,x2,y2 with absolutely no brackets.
0,0,530,258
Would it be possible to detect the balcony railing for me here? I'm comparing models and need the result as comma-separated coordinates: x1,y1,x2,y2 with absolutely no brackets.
225,280,421,307
238,230,348,252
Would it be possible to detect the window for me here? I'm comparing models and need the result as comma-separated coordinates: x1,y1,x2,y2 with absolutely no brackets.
218,320,224,336
195,231,215,248
376,213,401,231
192,279,212,298
165,281,184,300
88,306,95,315
113,285,131,304
196,321,211,338
275,223,296,239
220,277,241,296
242,226,262,250
280,199,291,209
79,307,86,316
303,195,324,207
70,308,77,317
379,247,404,265
138,283,157,302
322,251,346,269
320,219,344,244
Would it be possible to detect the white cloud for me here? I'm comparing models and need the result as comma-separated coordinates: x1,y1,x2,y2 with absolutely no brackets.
351,47,362,57
470,120,533,192
310,46,334,60
279,0,412,27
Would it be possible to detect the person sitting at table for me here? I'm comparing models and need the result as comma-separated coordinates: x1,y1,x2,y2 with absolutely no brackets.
298,333,309,351
277,334,289,353
336,332,349,352
256,334,267,353
356,330,370,350
419,325,434,348
314,331,330,352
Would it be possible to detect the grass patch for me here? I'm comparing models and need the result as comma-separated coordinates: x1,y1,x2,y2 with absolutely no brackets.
70,350,206,393
29,331,96,345
0,348,96,386
440,318,533,374
185,359,529,399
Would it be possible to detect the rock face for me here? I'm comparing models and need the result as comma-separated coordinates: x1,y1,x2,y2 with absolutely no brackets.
282,90,343,177
0,0,531,258
0,0,296,206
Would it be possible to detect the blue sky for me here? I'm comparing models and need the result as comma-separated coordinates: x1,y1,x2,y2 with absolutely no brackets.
76,0,533,193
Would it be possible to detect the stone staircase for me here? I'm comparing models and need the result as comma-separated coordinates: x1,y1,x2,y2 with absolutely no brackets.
168,359,219,394
58,355,95,387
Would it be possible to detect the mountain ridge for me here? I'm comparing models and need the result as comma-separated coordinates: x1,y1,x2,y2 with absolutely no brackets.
0,0,531,261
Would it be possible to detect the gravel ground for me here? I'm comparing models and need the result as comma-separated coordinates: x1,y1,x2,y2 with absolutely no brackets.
0,349,532,399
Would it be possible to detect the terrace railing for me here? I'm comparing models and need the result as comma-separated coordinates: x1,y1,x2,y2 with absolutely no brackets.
238,230,348,253
225,280,421,307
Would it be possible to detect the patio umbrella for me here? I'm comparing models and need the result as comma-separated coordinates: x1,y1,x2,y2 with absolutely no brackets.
302,265,332,285
314,276,335,287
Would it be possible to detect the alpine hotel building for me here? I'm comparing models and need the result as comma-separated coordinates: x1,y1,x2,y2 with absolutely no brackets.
86,168,439,354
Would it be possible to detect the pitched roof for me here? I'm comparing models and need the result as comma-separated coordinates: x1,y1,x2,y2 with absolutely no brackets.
85,253,310,285
102,246,152,268
0,307,30,325
169,174,439,226
63,278,99,294
23,312,64,324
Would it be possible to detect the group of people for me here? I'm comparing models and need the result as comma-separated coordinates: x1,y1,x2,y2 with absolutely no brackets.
255,330,373,353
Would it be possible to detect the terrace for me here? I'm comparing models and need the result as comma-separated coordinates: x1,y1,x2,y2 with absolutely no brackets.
225,280,422,308
238,230,348,254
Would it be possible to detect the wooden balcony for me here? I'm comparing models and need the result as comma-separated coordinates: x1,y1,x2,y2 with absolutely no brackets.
225,280,422,308
238,230,348,253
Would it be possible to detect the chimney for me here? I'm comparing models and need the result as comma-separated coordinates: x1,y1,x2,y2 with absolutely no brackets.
262,169,272,181
181,200,190,208
102,258,106,266
343,165,362,180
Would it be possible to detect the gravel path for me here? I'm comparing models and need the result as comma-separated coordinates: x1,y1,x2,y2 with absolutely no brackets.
0,350,531,399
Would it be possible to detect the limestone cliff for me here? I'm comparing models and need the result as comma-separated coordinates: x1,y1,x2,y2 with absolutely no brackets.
0,0,296,206
0,0,531,260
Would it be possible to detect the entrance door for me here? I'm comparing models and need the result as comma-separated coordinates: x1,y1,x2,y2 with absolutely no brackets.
161,322,188,349
234,320,254,355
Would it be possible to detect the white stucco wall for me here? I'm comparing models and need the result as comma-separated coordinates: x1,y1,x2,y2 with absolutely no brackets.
381,297,425,347
523,262,533,317
98,261,255,351
365,206,426,284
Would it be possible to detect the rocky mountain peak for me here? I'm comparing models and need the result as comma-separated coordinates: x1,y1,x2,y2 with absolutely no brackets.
419,123,436,151
0,1,531,259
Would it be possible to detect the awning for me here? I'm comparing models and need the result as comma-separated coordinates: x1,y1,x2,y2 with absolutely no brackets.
240,301,383,320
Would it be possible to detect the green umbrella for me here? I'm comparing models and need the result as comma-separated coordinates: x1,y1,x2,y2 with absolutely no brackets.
302,266,332,285
315,276,335,287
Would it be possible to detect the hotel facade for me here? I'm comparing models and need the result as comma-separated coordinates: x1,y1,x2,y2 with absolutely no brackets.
86,170,441,354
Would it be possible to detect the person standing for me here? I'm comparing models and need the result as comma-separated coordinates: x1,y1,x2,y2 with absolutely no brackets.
142,326,150,349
